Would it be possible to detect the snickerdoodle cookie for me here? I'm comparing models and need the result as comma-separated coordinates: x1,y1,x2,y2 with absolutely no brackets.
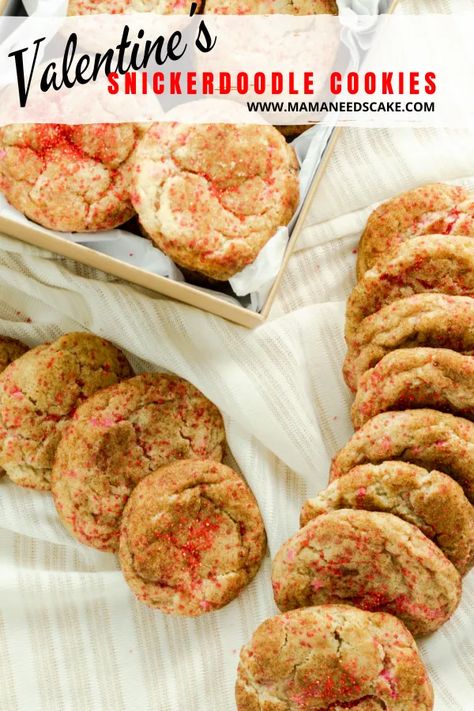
272,509,461,636
345,235,474,343
205,0,338,14
52,373,225,551
236,605,434,711
301,462,474,575
0,333,132,490
0,124,141,232
67,1,201,13
344,294,474,392
131,123,299,280
330,410,474,503
119,460,266,615
351,348,474,429
356,183,474,279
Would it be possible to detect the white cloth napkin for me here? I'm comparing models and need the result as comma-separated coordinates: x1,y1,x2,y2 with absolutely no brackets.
0,1,473,710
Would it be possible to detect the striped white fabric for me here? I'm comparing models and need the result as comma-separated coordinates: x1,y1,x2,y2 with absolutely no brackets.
0,3,473,709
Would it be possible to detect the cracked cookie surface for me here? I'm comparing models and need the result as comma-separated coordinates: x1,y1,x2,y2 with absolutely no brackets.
131,123,299,280
330,409,474,504
0,332,132,490
119,459,266,615
0,124,141,232
356,183,474,279
345,235,474,343
351,348,474,429
68,0,201,12
344,293,474,392
301,461,474,575
52,373,225,551
205,0,337,14
272,509,461,636
236,605,434,710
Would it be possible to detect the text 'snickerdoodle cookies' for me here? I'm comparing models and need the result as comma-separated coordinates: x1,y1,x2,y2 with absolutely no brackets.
52,373,226,551
345,235,474,342
131,123,299,280
119,460,266,616
301,461,474,574
344,293,474,392
330,409,474,503
356,183,474,279
351,348,474,429
0,332,132,490
272,509,461,636
0,124,142,232
236,606,434,711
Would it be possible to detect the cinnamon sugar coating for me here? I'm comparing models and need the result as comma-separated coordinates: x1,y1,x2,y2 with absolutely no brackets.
272,510,461,637
131,123,299,280
0,336,28,373
344,293,474,392
301,461,474,575
119,460,266,615
357,183,474,279
0,124,141,232
330,410,474,504
236,605,434,710
345,235,474,343
351,348,474,429
0,332,132,490
52,373,225,551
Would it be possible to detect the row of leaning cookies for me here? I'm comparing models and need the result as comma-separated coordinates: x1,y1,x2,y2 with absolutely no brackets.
330,185,474,623
234,182,474,710
0,331,267,615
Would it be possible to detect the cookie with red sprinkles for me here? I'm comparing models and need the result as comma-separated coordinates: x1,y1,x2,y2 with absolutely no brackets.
0,123,141,232
345,235,474,343
330,409,474,504
272,509,461,636
0,332,132,491
52,373,226,552
301,461,474,575
119,459,266,615
131,123,299,280
351,348,474,429
205,0,338,14
67,0,202,13
357,183,474,279
344,293,474,392
236,605,434,710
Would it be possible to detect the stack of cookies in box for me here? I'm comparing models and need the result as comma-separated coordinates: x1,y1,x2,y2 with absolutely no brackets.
0,331,267,616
